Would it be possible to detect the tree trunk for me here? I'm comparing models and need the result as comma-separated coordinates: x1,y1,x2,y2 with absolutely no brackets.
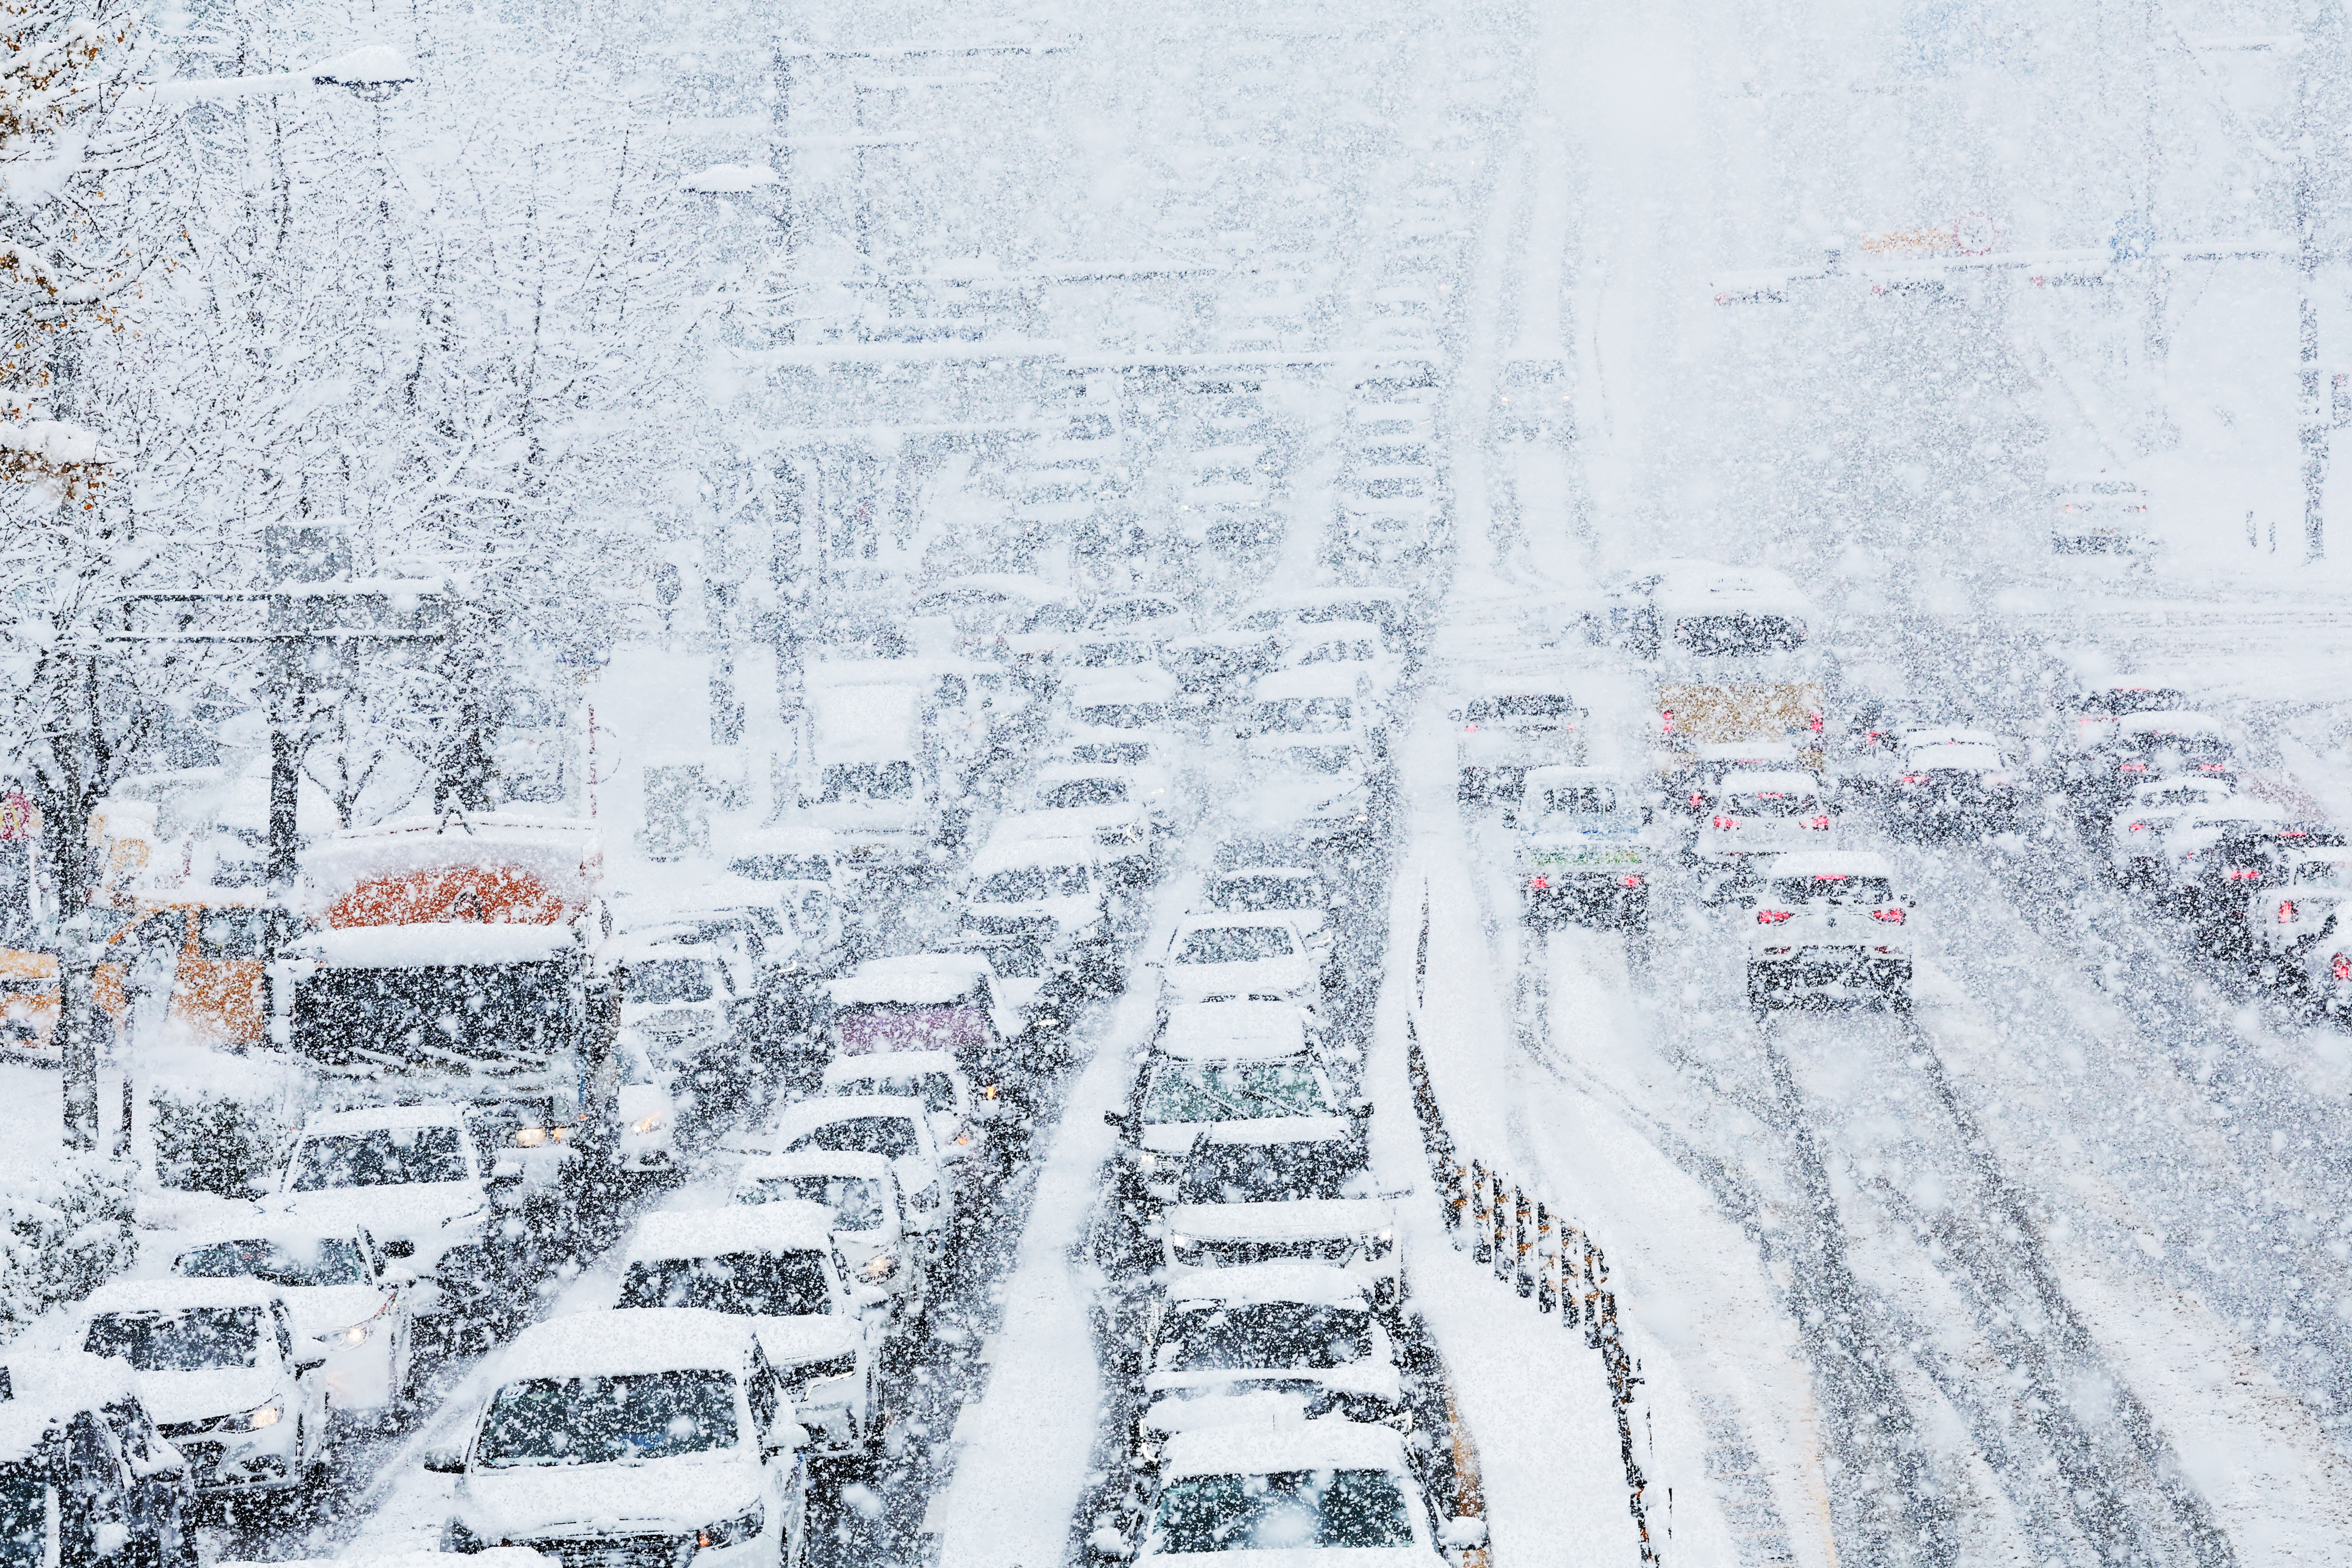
42,766,101,1152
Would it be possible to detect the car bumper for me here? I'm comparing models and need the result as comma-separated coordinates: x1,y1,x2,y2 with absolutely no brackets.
1750,947,1911,994
317,1331,400,1410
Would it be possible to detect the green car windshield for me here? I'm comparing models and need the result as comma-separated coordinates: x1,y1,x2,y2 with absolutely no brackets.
1143,1061,1330,1124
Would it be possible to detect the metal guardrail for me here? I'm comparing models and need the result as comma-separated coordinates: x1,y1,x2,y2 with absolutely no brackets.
1405,1017,1662,1565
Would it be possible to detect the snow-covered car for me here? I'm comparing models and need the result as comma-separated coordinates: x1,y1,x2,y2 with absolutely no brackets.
168,1219,416,1414
617,935,741,1075
1043,730,1180,826
2104,777,2239,879
752,1095,958,1262
2072,709,2235,804
1449,685,1586,804
1514,766,1650,929
2049,473,2153,555
824,952,1028,1074
1068,636,1164,673
1743,851,1914,1012
1159,914,1321,1006
617,1034,681,1174
616,1208,883,1456
908,573,1077,663
1063,663,1184,732
2141,798,2287,904
733,1152,923,1319
1339,464,1442,537
1197,867,1336,978
1665,741,1804,817
1887,730,2026,836
2247,848,2352,962
1692,770,1834,893
1221,743,1381,854
262,1104,500,1322
1254,589,1416,662
959,837,1123,999
993,765,1161,881
1162,608,1289,695
1275,621,1402,702
1592,559,1813,660
1161,1198,1400,1310
1121,1420,1459,1564
1087,593,1194,645
1134,1264,1405,1463
431,1309,810,1567
78,1278,328,1493
1116,1002,1355,1206
0,1350,191,1568
721,825,848,897
2293,906,2352,1014
820,1048,988,1165
1241,668,1391,772
2060,683,2191,757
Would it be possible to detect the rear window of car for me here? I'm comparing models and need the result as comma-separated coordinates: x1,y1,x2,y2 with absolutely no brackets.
1151,1468,1414,1553
1537,785,1617,815
1175,927,1297,964
728,853,832,882
619,1250,833,1317
1766,875,1894,905
1466,694,1576,721
1037,777,1130,809
787,1116,919,1159
975,864,1093,902
1722,792,1819,817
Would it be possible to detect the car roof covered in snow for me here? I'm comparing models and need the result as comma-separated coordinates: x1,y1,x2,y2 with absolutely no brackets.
613,935,722,964
1065,665,1178,701
1717,771,1821,796
729,825,840,855
82,1276,284,1316
626,1203,837,1262
828,953,994,1007
1902,727,2004,749
823,1050,959,1085
968,835,1102,875
285,923,582,969
1159,1419,1411,1479
1521,764,1632,791
734,1150,896,1185
1760,851,1896,880
168,1213,373,1252
0,1350,141,1462
304,1102,472,1135
494,1308,759,1383
1165,1198,1389,1242
1903,741,2009,768
1157,1002,1311,1061
1686,740,1797,761
1251,667,1371,702
1165,1262,1371,1308
2111,710,2229,739
1172,911,1307,936
216,1552,551,1568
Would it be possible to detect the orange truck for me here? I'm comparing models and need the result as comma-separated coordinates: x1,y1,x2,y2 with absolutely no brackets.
280,815,614,1153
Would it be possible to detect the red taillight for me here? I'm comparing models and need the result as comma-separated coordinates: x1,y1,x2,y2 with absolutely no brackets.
2226,868,2260,882
1689,792,1705,808
1756,910,1794,924
2127,822,2147,833
1804,815,1830,830
1619,875,1643,888
2199,763,2226,771
1899,774,1926,785
1529,876,1549,890
2334,954,2351,983
2120,761,2148,773
2279,901,2298,922
1712,815,1737,830
1464,723,1478,732
1661,709,1675,734
1762,945,1791,955
1870,908,1905,924
1808,711,1823,733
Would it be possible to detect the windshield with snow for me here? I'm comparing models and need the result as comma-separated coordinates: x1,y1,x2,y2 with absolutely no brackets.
1036,777,1129,809
728,852,833,882
1175,927,1297,964
975,864,1092,902
291,1126,468,1189
83,1309,261,1372
627,959,713,1005
787,1116,921,1159
1150,1469,1413,1553
738,1175,888,1231
1144,1061,1329,1123
1207,874,1321,912
619,1251,833,1318
1251,698,1354,734
1155,1301,1373,1372
176,1237,370,1287
476,1372,739,1467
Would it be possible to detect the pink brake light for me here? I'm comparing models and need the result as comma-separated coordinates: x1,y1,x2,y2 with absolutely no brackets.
1756,910,1793,925
2279,901,2298,922
1870,908,1905,924
1804,815,1830,830
1618,875,1643,888
2334,953,2351,984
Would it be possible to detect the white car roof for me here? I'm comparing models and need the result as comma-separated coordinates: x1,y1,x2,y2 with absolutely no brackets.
1760,851,1896,880
1160,1420,1411,1480
83,1277,283,1315
1688,740,1795,760
736,1150,896,1185
1251,668,1368,702
2113,710,2226,736
729,825,840,855
969,835,1102,874
1521,765,1630,790
1065,666,1179,701
1718,771,1820,795
1165,1262,1369,1308
169,1215,372,1251
1284,620,1386,643
496,1308,759,1383
828,953,994,1007
1902,727,2003,748
1165,1198,1389,1242
304,1103,469,1135
626,1202,837,1262
1173,912,1307,937
1158,1001,1310,1061
1905,743,2007,767
823,1050,959,1085
614,937,722,964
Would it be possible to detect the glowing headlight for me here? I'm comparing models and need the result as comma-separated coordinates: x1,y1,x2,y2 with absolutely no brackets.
245,1398,283,1430
513,1127,549,1148
858,1251,900,1283
319,1319,375,1348
1167,1233,1196,1253
632,1112,663,1134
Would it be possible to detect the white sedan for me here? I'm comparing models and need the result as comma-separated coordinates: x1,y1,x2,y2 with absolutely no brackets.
168,1219,417,1415
1158,914,1321,1006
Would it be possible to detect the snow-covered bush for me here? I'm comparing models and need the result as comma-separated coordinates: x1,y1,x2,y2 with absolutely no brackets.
0,1156,136,1342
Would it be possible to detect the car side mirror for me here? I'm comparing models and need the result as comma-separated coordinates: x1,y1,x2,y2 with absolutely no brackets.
244,1175,276,1198
763,1421,810,1455
1346,1097,1373,1119
851,1284,891,1311
423,1446,468,1475
1104,1109,1135,1134
295,1354,327,1375
488,1159,524,1185
383,1263,418,1286
381,1238,417,1260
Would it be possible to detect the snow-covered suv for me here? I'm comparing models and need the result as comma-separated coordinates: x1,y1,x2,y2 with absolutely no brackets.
1158,914,1321,1006
1743,851,1914,1012
1122,1423,1461,1565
